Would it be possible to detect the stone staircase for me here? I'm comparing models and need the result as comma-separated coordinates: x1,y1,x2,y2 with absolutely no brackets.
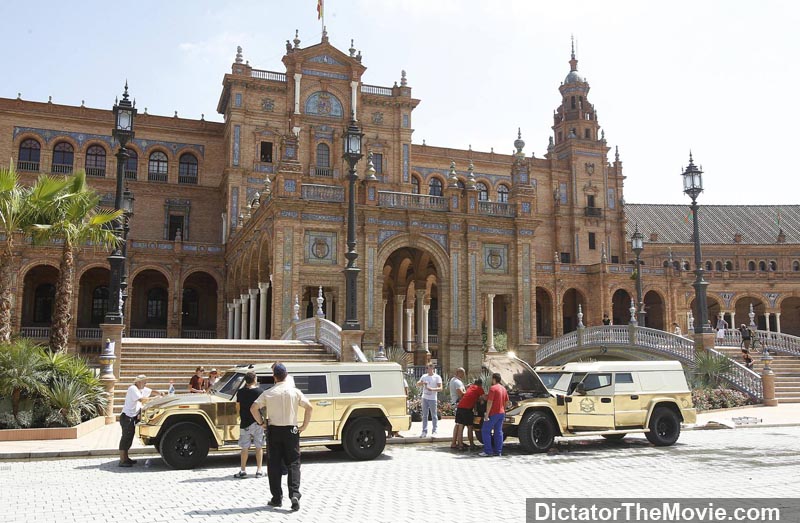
716,346,800,403
113,338,337,414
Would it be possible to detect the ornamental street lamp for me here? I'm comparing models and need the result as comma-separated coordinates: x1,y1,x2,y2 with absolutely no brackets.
342,116,363,330
631,223,645,326
105,83,137,325
681,152,709,335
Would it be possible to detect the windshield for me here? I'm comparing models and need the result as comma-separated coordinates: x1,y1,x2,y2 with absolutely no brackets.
538,372,567,391
215,371,245,398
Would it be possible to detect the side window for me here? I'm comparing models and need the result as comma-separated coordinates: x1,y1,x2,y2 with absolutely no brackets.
614,372,637,394
615,373,634,384
582,373,612,392
294,375,328,395
339,374,372,393
257,375,276,392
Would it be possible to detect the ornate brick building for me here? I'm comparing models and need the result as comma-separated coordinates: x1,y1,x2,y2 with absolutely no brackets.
1,33,798,371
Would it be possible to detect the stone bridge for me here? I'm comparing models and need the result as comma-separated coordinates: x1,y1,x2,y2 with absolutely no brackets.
535,325,764,401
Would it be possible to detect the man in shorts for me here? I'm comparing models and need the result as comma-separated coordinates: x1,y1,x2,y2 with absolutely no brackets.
455,378,485,449
234,371,264,478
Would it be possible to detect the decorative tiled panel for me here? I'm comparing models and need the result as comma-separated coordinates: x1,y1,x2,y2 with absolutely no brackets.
368,187,375,201
764,292,780,307
282,227,294,332
468,225,514,236
483,243,509,274
469,253,477,329
607,189,616,209
234,93,242,107
304,231,337,265
253,164,275,174
284,180,296,193
402,114,409,128
308,54,344,65
233,125,240,166
519,229,534,236
719,292,735,308
302,69,348,81
378,229,402,245
368,218,406,227
304,91,344,117
13,126,205,156
367,247,376,328
451,253,459,329
521,202,531,214
280,210,299,218
301,213,344,223
231,187,239,229
522,243,532,341
423,233,447,251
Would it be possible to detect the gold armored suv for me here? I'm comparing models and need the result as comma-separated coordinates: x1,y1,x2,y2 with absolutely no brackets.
485,354,696,452
138,361,410,469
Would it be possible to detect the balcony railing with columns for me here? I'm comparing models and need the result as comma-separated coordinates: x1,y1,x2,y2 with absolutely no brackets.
378,191,448,212
20,326,50,339
251,69,287,82
85,167,106,177
51,164,73,174
301,183,345,202
181,329,217,339
478,201,516,217
129,329,167,338
76,327,102,339
361,84,393,96
17,160,39,172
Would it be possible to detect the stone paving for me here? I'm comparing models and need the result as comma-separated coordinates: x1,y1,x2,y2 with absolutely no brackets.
4,426,800,522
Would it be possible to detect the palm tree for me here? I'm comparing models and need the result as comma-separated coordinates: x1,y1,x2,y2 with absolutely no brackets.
0,338,47,416
32,170,122,352
0,163,68,342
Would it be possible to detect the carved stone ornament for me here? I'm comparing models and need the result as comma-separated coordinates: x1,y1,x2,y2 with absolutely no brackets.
372,112,384,125
585,162,595,175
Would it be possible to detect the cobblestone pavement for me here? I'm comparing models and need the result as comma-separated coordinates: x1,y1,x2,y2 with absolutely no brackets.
4,427,800,523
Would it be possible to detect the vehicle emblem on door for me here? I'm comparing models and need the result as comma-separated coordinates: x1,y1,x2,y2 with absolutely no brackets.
579,398,596,413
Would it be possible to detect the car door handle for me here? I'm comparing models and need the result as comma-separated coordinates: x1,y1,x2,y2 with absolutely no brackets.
316,401,332,406
601,398,611,403
630,395,639,400
565,397,573,403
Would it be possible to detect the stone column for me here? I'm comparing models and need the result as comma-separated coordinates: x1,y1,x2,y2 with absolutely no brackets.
259,282,269,339
233,298,242,340
405,308,413,353
240,293,250,339
730,312,736,330
415,289,426,351
226,303,234,339
764,313,771,333
350,80,359,120
394,295,405,350
487,293,496,352
293,73,302,114
381,298,387,345
776,312,782,333
249,289,258,339
423,303,430,353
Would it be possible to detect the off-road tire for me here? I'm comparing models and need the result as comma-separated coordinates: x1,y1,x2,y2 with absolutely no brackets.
645,407,681,446
342,418,386,461
518,411,556,453
159,421,210,469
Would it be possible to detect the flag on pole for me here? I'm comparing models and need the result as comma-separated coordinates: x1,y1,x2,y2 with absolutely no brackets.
317,0,323,20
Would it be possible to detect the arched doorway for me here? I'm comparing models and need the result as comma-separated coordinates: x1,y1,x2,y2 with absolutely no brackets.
535,287,553,340
182,271,218,338
382,247,440,360
780,297,800,335
611,289,632,326
76,267,110,341
562,288,586,334
20,265,59,339
131,269,169,336
643,290,665,330
735,297,766,330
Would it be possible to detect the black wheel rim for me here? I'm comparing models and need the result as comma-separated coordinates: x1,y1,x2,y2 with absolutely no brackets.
356,428,375,449
532,419,550,446
656,417,675,438
173,435,197,457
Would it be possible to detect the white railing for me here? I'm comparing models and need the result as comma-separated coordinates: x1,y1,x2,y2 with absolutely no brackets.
129,329,167,338
76,328,101,339
281,317,343,359
251,69,287,82
428,334,439,344
301,184,345,202
478,201,516,217
706,347,764,400
319,320,343,359
20,326,50,338
181,329,216,339
313,167,334,178
536,336,553,345
378,191,448,211
17,160,39,172
361,84,393,96
717,329,800,357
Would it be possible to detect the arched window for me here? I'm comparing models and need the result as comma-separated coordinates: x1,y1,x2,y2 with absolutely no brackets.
476,182,489,201
759,261,767,271
411,176,420,194
18,139,40,171
91,286,109,325
793,261,800,272
748,261,756,271
85,145,106,177
178,153,198,184
683,261,691,271
705,261,713,271
725,260,733,271
497,184,510,203
182,288,199,327
315,143,331,176
148,151,168,182
673,261,681,271
124,149,138,180
663,260,670,268
715,261,723,272
769,260,777,271
428,178,443,197
33,283,55,324
52,142,74,174
146,287,168,325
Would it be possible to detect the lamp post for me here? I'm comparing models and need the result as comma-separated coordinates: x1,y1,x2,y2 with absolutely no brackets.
105,83,137,325
342,116,363,330
681,152,708,335
631,223,645,326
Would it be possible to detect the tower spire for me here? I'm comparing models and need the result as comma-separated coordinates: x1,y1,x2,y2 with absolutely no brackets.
569,35,578,72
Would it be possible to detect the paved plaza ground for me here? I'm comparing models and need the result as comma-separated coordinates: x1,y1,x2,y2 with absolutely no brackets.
3,425,800,522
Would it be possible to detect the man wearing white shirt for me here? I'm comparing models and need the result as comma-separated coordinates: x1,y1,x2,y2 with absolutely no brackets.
119,374,160,467
416,363,442,438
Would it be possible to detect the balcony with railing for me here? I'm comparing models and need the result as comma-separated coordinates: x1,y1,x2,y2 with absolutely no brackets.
301,184,345,203
361,84,393,96
76,327,102,339
584,206,603,218
378,191,448,212
478,201,516,217
314,167,334,178
85,167,106,177
181,329,217,339
51,163,73,174
20,326,50,339
178,174,198,184
17,160,39,172
148,171,168,183
251,69,287,82
129,328,167,338
124,169,137,180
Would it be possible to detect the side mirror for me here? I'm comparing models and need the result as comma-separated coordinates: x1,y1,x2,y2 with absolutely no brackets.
575,383,586,395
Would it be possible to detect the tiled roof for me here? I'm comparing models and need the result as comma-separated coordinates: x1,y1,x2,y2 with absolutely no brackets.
624,204,800,245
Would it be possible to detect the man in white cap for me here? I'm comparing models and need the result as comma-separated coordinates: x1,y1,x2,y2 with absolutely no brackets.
119,374,161,467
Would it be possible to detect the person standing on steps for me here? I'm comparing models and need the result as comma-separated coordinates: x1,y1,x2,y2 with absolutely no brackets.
119,375,161,467
417,363,442,438
189,366,206,393
234,371,264,479
251,363,312,512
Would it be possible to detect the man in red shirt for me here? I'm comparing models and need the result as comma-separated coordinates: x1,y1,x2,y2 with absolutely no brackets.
478,373,509,457
454,378,485,449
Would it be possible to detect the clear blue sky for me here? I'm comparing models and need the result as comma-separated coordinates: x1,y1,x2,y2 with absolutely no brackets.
2,0,798,205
